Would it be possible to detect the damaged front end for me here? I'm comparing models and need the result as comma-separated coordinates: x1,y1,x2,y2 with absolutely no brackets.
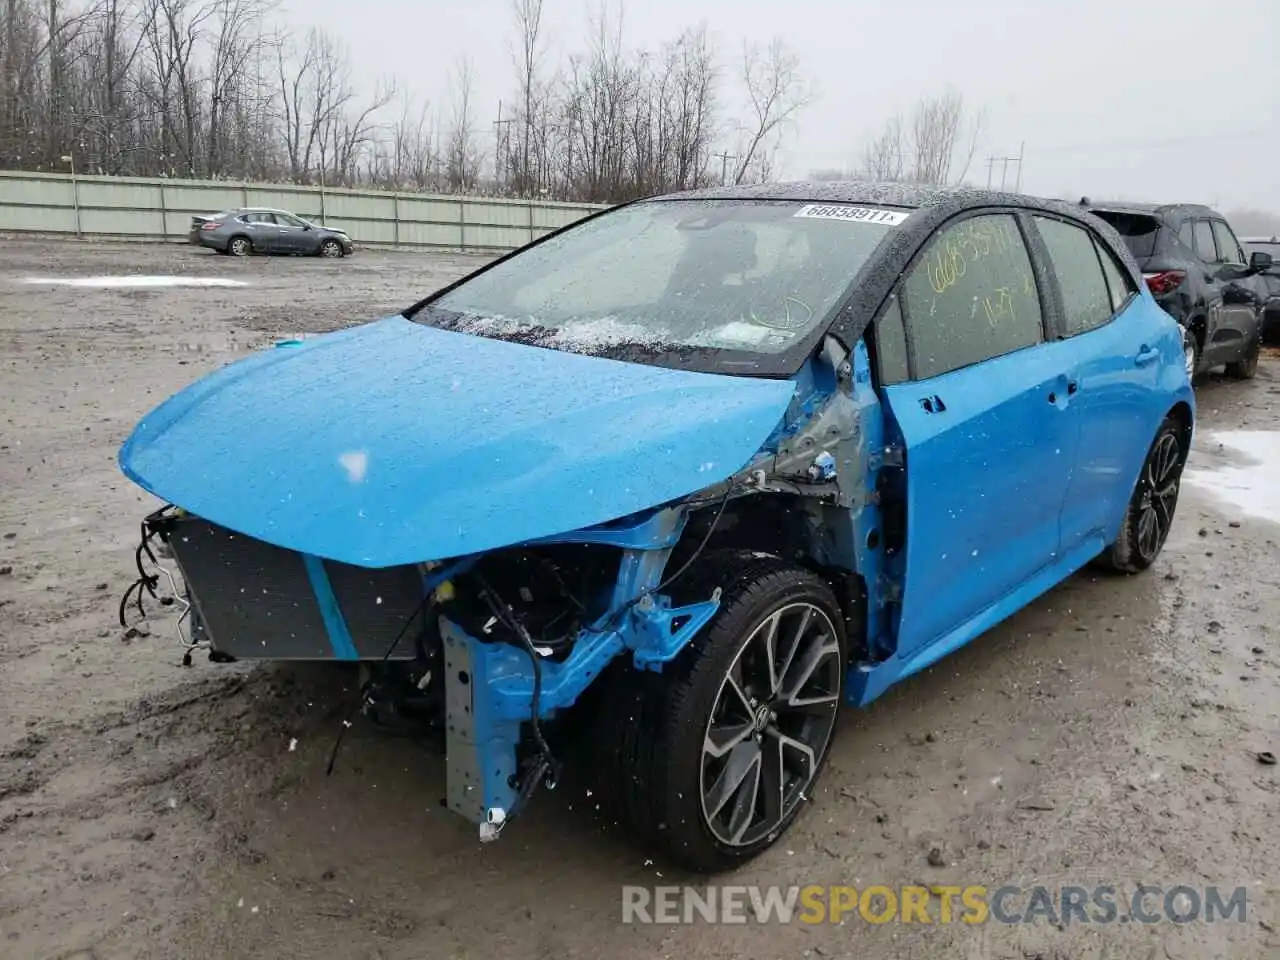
116,312,885,848
125,498,726,836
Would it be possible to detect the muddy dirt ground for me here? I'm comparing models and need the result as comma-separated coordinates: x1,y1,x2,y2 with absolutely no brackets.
0,238,1277,960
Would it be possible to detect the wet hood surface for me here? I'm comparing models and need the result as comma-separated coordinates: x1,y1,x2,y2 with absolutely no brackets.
119,316,795,567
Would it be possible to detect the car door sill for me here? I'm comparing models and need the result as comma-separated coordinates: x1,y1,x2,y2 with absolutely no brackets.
847,533,1108,708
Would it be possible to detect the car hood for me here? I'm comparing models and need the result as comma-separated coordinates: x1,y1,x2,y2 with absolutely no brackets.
119,316,795,567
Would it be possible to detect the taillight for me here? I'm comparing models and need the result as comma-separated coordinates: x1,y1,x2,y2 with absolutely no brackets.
1143,270,1185,295
200,221,220,231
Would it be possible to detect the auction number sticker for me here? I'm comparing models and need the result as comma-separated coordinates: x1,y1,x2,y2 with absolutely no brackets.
794,204,909,225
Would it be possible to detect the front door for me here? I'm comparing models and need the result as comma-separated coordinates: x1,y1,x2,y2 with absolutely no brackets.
879,211,1079,660
274,213,317,254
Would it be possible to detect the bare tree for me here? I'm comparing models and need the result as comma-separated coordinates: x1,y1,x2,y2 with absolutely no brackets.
859,115,904,181
732,37,808,185
0,0,813,201
444,55,480,191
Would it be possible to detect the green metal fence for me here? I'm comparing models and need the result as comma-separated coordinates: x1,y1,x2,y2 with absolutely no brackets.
0,170,605,252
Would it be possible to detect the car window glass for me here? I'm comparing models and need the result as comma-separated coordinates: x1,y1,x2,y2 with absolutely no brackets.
875,295,909,385
276,213,303,228
1176,221,1194,251
1094,239,1137,312
902,213,1042,379
1211,221,1244,264
1034,216,1114,335
1193,220,1217,262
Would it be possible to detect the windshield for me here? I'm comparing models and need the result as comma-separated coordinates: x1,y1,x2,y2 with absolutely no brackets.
415,198,905,371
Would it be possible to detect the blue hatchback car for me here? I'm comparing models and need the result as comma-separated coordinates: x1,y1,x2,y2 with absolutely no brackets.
118,182,1194,872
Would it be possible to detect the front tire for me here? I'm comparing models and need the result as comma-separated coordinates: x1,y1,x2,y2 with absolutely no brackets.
598,552,847,872
1095,416,1186,574
319,239,345,258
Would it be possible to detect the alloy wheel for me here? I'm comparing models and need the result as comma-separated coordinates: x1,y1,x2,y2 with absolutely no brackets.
1135,431,1181,563
699,601,842,847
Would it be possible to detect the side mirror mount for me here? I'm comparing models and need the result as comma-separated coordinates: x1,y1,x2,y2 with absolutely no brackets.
1249,250,1273,273
302,222,313,231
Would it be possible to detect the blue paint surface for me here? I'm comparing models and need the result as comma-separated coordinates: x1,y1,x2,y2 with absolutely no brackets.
301,554,359,660
120,316,795,567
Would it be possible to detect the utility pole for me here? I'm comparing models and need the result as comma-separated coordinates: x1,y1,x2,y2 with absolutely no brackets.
493,99,516,192
986,146,1025,192
712,150,738,186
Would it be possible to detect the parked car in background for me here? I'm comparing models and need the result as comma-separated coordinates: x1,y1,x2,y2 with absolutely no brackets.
123,183,1194,872
1241,236,1280,342
188,208,354,258
1084,200,1270,379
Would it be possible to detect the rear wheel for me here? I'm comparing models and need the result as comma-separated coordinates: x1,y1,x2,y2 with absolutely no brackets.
1095,416,1186,574
1224,339,1260,379
598,551,847,872
227,235,252,257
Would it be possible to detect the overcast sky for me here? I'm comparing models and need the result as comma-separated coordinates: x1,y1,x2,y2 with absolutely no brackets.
283,0,1279,212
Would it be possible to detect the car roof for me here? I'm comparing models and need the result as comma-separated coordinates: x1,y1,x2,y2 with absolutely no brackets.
1085,199,1220,218
651,179,1074,213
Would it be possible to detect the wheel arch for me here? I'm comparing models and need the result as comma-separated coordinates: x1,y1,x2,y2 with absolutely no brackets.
1165,400,1194,467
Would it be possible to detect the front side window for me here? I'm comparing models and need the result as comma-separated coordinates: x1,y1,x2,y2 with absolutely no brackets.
1211,221,1245,265
416,199,906,371
874,295,909,385
276,213,305,228
1193,220,1217,262
901,213,1043,379
1034,216,1114,336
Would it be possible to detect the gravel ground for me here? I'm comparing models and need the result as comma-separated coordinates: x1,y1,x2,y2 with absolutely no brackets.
0,238,1277,960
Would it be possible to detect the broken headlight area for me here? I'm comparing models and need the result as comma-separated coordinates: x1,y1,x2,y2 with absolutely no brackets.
122,500,727,838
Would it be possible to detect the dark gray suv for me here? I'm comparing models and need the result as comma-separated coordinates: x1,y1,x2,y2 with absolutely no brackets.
1084,200,1270,379
189,208,354,258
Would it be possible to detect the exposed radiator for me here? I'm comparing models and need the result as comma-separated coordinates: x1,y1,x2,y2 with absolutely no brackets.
164,515,427,661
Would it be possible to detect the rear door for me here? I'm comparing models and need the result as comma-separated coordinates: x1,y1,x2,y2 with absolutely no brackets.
878,211,1080,660
1030,214,1160,554
240,212,282,251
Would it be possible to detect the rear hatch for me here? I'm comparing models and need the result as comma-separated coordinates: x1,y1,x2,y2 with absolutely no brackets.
1090,208,1188,304
1088,209,1162,267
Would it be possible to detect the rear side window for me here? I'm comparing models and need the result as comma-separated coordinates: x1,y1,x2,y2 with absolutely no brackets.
1095,240,1137,311
901,213,1043,379
1034,216,1113,335
1193,220,1217,262
1177,221,1195,251
1090,211,1160,260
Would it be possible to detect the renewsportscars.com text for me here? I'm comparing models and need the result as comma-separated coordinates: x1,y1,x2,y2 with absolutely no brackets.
621,884,1248,926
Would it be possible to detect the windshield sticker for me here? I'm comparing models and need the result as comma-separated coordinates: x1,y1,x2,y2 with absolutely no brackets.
794,204,909,226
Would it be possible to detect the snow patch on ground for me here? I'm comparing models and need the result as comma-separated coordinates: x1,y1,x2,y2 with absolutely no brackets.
1184,429,1280,523
21,275,247,288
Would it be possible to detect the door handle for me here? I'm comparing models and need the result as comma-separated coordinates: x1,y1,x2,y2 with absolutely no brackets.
1134,345,1159,367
